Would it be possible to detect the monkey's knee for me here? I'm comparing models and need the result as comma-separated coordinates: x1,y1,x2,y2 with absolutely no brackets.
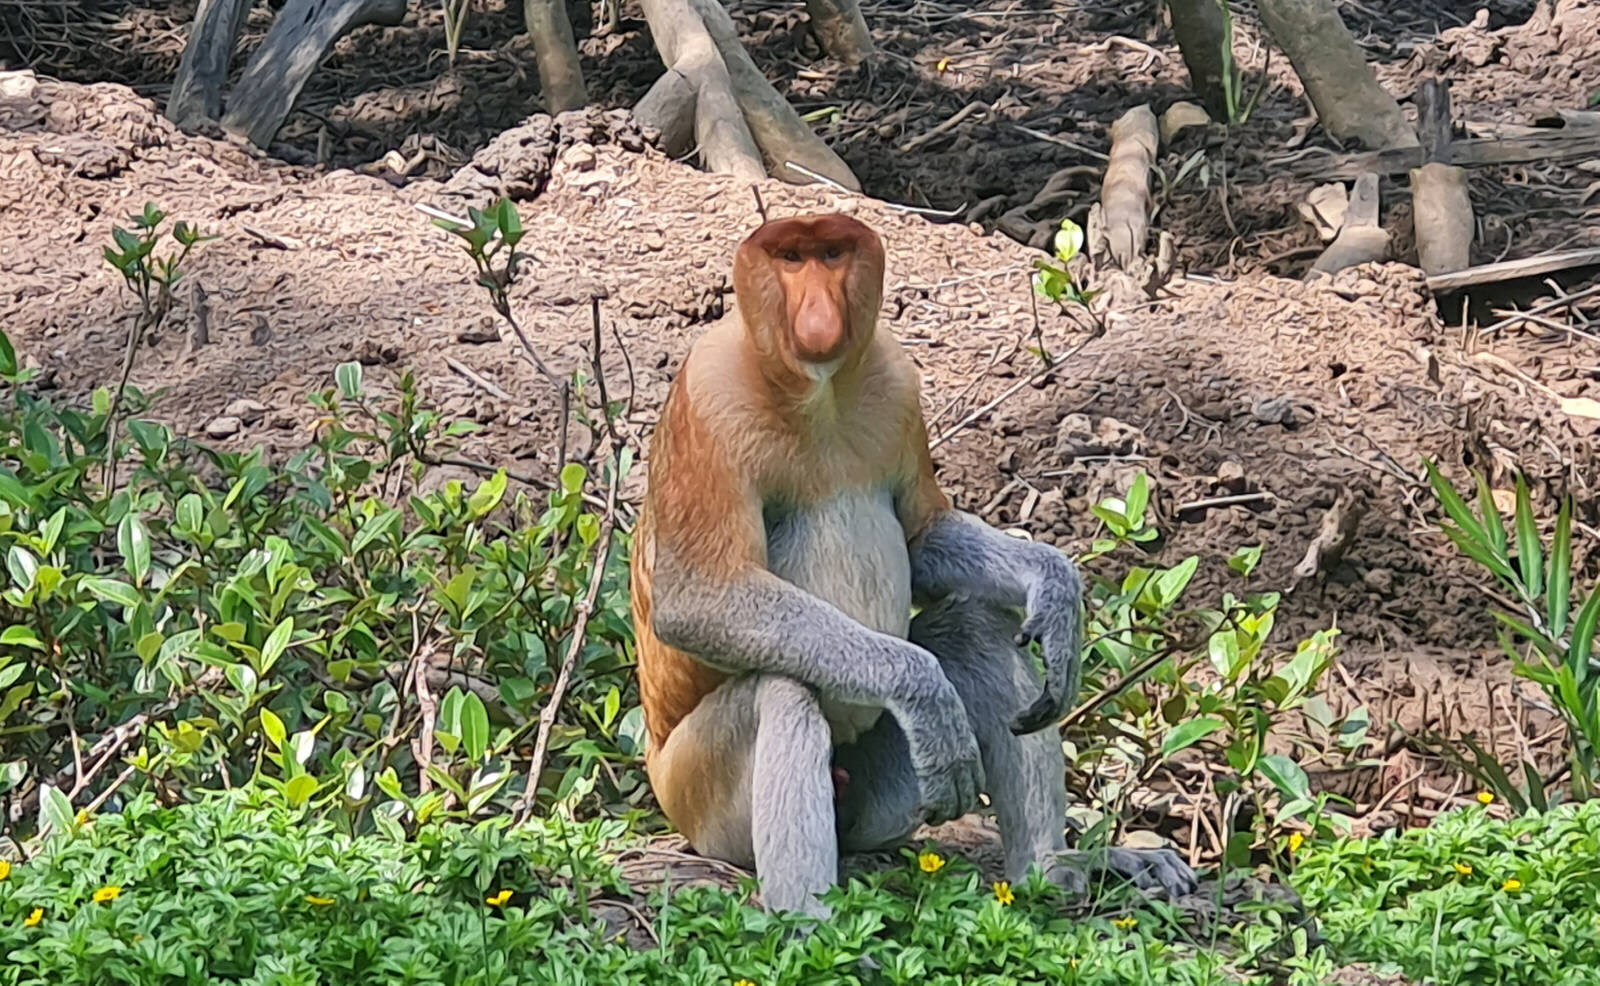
647,677,764,866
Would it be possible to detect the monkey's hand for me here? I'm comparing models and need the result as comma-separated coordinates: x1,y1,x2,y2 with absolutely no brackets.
906,511,1083,737
892,675,984,825
1009,548,1083,736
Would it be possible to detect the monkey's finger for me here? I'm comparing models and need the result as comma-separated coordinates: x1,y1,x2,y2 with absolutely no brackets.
1010,689,1058,735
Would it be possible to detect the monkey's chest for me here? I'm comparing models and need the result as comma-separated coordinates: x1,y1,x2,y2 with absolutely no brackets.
764,488,911,744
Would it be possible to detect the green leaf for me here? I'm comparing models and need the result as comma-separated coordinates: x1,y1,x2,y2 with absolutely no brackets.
350,507,401,555
1161,717,1225,758
1569,582,1600,674
259,617,294,674
1223,830,1254,869
6,544,38,591
576,513,600,546
335,361,363,400
112,226,141,254
1513,475,1543,599
461,692,490,763
260,708,286,750
1227,544,1262,578
1054,219,1084,264
81,576,142,609
466,470,508,519
1423,459,1488,548
560,463,586,494
0,625,45,651
1475,473,1508,556
39,507,66,555
0,330,15,376
495,199,524,247
134,632,162,663
39,783,73,836
1549,496,1572,637
284,774,318,807
118,514,151,586
1125,472,1150,525
1257,754,1311,800
176,493,204,534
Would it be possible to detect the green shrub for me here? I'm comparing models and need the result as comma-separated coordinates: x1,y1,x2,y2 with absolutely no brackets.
0,322,638,839
1424,461,1600,804
1292,797,1600,985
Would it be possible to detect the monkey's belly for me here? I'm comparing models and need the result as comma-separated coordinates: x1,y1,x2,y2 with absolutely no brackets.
764,488,912,744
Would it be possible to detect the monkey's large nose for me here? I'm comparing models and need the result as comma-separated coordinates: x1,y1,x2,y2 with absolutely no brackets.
791,292,845,362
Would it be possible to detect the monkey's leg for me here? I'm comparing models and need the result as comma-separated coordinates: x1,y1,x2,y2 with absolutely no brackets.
910,595,1198,897
647,674,839,916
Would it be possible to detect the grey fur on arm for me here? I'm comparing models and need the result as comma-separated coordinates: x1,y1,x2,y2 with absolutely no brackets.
650,564,985,822
907,510,1084,735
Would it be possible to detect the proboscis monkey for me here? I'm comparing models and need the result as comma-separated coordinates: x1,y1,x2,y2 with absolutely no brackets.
630,213,1196,917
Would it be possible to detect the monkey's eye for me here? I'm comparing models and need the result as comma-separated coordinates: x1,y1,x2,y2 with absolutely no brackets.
823,246,843,261
781,249,802,263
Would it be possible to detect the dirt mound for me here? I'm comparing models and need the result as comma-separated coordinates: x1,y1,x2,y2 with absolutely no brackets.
7,0,1597,280
2,72,1596,785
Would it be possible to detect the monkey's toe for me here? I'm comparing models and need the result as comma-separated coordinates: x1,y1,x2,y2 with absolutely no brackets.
1106,847,1198,897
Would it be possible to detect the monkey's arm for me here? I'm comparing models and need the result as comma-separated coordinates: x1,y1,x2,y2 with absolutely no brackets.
897,427,1082,736
644,439,983,823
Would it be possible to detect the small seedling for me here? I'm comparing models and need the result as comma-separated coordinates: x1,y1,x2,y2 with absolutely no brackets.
1032,219,1099,314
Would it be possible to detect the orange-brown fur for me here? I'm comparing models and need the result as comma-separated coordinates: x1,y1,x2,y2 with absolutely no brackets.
630,214,951,763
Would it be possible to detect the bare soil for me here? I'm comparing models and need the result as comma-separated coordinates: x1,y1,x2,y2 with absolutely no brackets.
3,0,1599,840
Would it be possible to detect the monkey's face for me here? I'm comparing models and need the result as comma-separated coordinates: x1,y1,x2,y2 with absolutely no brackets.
733,214,886,378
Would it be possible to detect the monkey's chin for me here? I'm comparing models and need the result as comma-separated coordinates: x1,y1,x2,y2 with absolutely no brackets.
800,356,844,384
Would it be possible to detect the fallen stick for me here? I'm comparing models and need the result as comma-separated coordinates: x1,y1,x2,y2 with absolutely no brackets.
1426,246,1600,293
1097,104,1159,269
1297,127,1600,178
898,101,987,153
445,356,514,401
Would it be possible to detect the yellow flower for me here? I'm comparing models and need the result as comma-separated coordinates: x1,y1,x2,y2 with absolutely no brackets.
917,851,945,874
486,889,513,907
1112,915,1139,930
734,980,757,986
1477,791,1495,805
304,895,334,907
1287,833,1305,853
936,58,950,72
1502,878,1522,892
93,885,121,903
0,860,10,881
993,880,1014,906
74,809,89,827
24,908,43,928
1453,862,1472,876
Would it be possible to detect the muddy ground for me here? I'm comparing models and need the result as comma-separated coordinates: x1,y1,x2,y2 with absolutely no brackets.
3,0,1599,830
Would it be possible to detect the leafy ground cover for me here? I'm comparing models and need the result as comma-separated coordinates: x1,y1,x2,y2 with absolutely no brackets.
4,792,1598,985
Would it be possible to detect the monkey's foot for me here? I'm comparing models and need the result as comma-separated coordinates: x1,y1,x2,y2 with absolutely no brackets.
1043,846,1198,898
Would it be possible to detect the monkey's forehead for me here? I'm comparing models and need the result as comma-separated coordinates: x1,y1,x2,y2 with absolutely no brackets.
743,213,880,252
